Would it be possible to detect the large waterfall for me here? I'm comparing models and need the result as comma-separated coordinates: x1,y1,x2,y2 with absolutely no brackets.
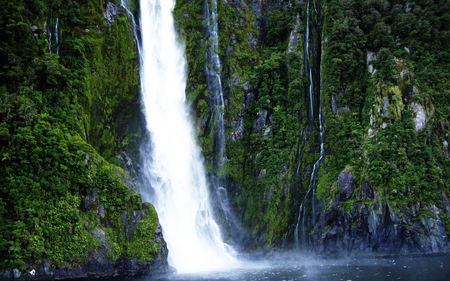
137,0,234,273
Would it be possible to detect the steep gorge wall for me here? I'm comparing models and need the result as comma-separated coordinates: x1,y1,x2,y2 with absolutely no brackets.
0,0,169,278
175,0,450,253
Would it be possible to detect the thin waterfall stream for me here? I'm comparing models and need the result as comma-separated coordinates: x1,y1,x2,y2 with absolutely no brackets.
134,0,235,273
204,0,245,246
206,0,226,173
294,0,325,250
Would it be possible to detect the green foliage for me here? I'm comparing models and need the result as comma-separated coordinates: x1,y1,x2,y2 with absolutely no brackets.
321,0,450,225
126,203,160,262
177,0,450,249
0,0,154,271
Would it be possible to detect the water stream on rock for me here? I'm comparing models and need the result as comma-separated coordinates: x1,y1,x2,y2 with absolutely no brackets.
294,0,325,250
204,0,245,246
205,0,226,173
136,0,235,273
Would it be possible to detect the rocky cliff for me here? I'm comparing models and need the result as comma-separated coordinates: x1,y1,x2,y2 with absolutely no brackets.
175,0,450,254
0,0,169,278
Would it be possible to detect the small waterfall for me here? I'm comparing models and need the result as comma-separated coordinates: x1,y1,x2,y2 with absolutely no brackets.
295,0,324,250
47,8,53,53
305,0,314,119
137,0,235,273
55,17,59,55
216,186,231,223
120,0,141,53
47,8,59,54
205,0,225,172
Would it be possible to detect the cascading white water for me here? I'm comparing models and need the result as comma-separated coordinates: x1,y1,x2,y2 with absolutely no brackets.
138,0,235,273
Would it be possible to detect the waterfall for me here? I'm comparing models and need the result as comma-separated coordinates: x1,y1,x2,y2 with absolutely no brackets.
294,0,325,249
204,0,245,246
305,0,314,119
137,0,235,273
120,0,140,53
47,8,53,53
47,8,59,54
55,17,59,55
205,0,225,173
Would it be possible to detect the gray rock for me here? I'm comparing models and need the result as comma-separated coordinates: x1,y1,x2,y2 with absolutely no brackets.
410,102,427,132
338,168,355,201
331,94,349,115
13,269,21,279
362,179,373,199
231,119,244,141
252,110,267,134
97,203,106,219
287,14,300,54
263,126,271,139
82,188,98,210
367,51,377,75
103,2,121,25
248,32,258,49
312,198,450,255
89,227,111,251
127,204,149,239
443,193,450,215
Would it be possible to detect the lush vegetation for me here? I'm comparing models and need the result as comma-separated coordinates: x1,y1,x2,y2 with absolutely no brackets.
1,0,449,270
0,0,158,272
175,0,450,249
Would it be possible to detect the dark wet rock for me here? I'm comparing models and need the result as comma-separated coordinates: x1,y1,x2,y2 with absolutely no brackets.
338,168,355,201
362,179,374,199
1,204,170,280
127,203,150,239
82,187,98,211
312,197,450,255
443,193,450,215
1,192,170,280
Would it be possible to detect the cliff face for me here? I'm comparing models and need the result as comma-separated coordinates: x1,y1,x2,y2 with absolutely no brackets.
175,0,450,253
0,0,169,278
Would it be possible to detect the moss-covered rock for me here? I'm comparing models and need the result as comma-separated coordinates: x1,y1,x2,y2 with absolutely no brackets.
0,0,169,278
174,0,450,254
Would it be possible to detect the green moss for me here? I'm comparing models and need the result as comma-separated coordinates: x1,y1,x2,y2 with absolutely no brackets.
0,0,151,271
126,203,160,262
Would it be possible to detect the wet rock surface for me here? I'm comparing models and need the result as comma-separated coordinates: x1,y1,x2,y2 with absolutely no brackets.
338,169,355,201
312,196,450,255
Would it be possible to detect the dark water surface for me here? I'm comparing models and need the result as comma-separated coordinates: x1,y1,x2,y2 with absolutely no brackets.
129,254,450,281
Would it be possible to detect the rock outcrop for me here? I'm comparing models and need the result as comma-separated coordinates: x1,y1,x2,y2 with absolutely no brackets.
1,189,170,280
312,171,450,255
